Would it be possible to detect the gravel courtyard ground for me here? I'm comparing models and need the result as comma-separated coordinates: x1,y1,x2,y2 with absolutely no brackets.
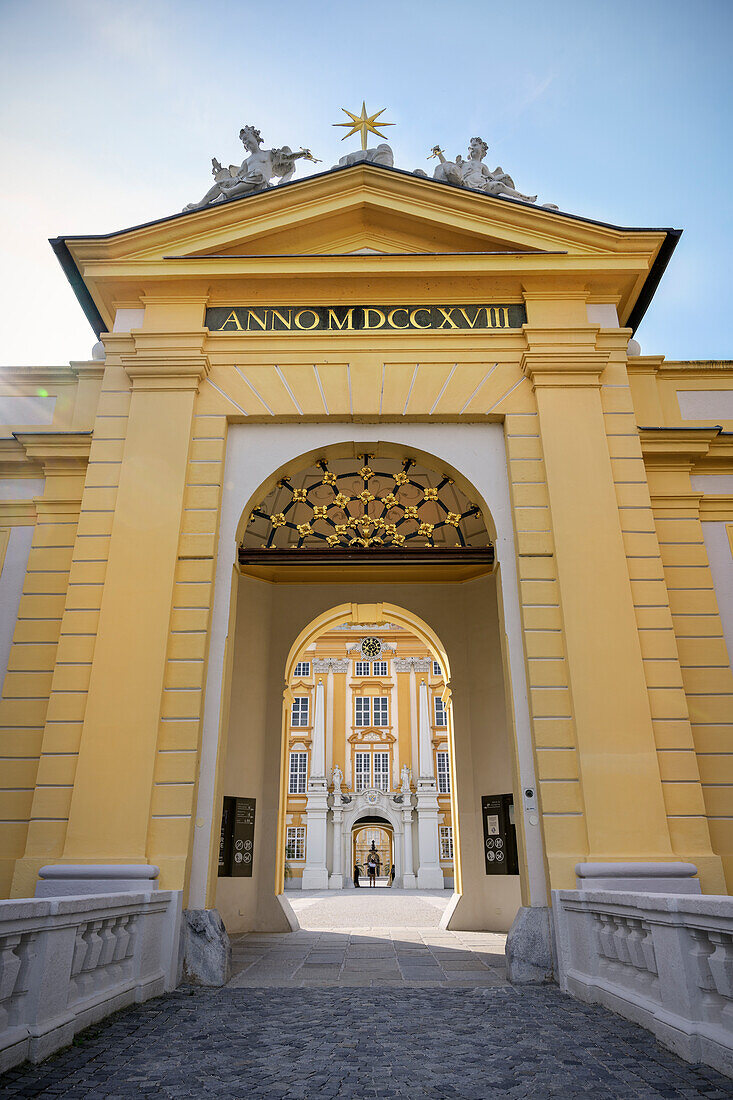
1,891,730,1098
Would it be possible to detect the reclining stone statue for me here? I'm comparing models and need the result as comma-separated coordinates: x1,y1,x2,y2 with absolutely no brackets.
184,125,319,211
424,137,538,203
332,143,395,169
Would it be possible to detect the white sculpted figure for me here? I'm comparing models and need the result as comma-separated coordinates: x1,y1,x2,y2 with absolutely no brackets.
184,125,320,211
400,765,412,794
427,137,537,203
332,143,394,170
332,764,343,793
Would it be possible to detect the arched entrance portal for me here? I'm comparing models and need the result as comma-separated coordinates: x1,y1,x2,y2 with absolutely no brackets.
278,601,457,897
353,821,393,885
192,432,546,935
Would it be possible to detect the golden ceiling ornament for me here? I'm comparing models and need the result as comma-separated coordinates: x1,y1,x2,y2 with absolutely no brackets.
333,102,394,151
245,456,489,551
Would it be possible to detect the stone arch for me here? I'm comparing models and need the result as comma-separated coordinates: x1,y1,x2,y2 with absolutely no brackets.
234,439,499,546
197,422,545,934
283,601,452,689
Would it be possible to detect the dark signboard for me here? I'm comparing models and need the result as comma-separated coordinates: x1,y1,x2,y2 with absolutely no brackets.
205,303,527,334
481,793,519,876
218,796,256,878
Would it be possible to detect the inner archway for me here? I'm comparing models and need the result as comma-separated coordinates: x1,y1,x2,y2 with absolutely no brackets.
353,821,394,886
278,605,457,900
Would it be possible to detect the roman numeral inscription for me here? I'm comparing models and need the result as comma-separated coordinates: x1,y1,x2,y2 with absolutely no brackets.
205,304,527,333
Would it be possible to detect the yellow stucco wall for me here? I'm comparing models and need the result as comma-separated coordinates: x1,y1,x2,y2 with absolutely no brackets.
0,165,731,912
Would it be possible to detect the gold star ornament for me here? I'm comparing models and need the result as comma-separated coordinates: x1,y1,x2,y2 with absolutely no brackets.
334,101,394,151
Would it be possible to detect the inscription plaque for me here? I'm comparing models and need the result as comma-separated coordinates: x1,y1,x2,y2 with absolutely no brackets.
206,303,527,333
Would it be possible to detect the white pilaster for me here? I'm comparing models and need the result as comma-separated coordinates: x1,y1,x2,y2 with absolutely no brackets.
329,802,344,889
325,666,334,778
302,678,329,889
409,666,418,783
418,679,434,779
390,659,400,788
344,660,353,788
416,678,443,888
312,678,325,780
401,806,416,889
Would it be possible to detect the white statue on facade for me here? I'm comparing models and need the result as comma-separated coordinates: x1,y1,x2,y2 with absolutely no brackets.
400,765,412,794
332,143,394,170
184,125,320,211
332,764,343,793
426,137,537,203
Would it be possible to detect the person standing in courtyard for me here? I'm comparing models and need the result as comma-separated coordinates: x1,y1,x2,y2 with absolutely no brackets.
353,862,361,888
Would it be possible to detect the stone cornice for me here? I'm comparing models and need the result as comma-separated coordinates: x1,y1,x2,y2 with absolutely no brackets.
0,364,78,384
649,492,704,517
13,431,92,470
0,499,37,525
0,437,42,478
699,495,733,522
121,332,210,392
521,326,610,388
639,427,721,467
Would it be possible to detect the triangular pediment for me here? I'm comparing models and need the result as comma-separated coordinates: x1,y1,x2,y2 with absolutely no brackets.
56,163,676,334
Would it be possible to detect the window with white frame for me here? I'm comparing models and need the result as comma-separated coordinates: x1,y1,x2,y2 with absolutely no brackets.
293,661,310,677
439,825,454,861
355,661,370,676
355,697,371,726
372,697,389,726
373,752,390,791
291,696,309,727
286,826,306,861
434,696,447,727
373,661,388,677
433,660,442,676
288,752,307,794
355,751,371,791
436,750,451,794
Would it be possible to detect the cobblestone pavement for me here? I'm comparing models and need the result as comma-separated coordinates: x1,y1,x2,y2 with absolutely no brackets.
2,985,731,1099
228,928,511,986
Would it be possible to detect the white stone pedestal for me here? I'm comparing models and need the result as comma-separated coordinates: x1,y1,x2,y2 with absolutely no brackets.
416,782,444,890
302,784,329,890
401,805,417,889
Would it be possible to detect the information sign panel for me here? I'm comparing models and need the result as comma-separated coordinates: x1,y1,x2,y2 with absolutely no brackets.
481,794,519,875
231,797,256,878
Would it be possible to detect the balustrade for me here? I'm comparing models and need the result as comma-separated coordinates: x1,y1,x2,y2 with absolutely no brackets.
553,889,733,1078
0,891,180,1073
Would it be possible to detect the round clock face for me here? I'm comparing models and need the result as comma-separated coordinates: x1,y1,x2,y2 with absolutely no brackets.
361,637,382,658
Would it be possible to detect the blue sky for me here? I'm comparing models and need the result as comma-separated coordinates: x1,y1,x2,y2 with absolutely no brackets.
1,0,731,364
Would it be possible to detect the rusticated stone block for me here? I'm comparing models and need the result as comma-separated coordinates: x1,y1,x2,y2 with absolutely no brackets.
181,908,231,986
